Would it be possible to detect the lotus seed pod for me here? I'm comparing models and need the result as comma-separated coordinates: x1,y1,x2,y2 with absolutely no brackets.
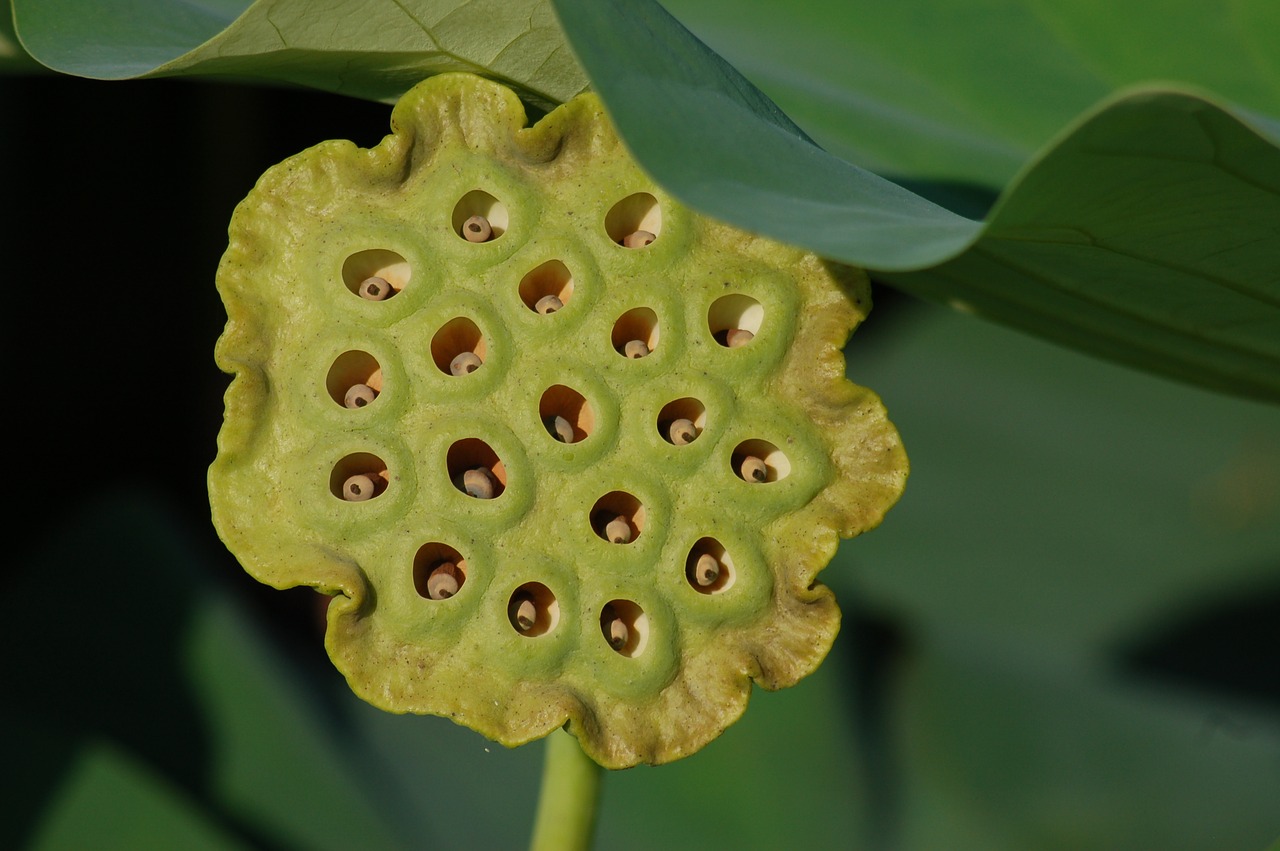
210,73,906,768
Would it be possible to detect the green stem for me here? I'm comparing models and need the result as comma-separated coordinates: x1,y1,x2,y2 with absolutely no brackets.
529,727,603,851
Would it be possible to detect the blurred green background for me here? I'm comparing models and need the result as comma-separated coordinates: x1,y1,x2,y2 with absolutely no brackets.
2,72,1277,850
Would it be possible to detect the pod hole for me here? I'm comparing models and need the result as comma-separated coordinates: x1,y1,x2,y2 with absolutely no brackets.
590,492,644,544
732,439,790,483
612,307,659,358
412,543,467,600
327,350,383,408
605,192,662,247
709,294,764,347
342,249,410,299
330,452,389,501
447,438,507,499
431,317,487,376
519,260,574,314
658,398,707,445
540,385,594,444
509,582,558,637
686,538,735,594
600,600,647,657
452,190,508,241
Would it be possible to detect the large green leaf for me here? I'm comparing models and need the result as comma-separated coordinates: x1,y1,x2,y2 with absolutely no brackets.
663,0,1280,189
831,295,1280,849
11,0,588,107
551,0,1280,402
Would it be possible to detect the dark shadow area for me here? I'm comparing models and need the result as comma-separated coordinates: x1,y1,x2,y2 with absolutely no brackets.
0,73,396,850
1117,574,1280,708
2,493,291,851
837,601,912,851
883,176,999,221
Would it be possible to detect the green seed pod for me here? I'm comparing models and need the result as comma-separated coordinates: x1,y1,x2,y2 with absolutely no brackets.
210,73,906,768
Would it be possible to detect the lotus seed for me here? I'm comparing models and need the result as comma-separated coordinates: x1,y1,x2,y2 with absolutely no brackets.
668,418,697,445
624,339,650,359
622,230,655,249
342,474,376,501
606,616,629,650
512,594,537,632
450,352,482,375
358,276,390,301
544,415,575,443
694,554,720,587
535,295,563,315
726,329,755,348
426,562,461,599
344,383,376,408
604,515,633,544
463,215,492,243
456,467,496,499
740,455,768,483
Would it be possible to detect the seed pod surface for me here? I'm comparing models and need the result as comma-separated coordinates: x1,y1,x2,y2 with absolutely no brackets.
210,73,906,769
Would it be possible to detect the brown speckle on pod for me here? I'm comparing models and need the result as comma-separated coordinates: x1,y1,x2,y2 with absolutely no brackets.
462,215,492,243
358,276,391,301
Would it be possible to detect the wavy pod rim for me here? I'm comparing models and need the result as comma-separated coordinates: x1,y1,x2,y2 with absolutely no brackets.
209,73,907,768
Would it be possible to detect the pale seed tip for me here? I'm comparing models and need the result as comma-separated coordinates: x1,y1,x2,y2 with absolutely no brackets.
726,328,755,348
450,351,482,376
695,553,720,587
427,562,461,599
457,467,496,499
344,383,377,408
358,276,391,301
740,455,768,482
545,415,575,443
604,515,632,544
513,596,537,632
463,214,492,243
534,295,563,315
668,418,697,445
607,617,629,650
342,473,376,501
623,339,650,359
622,230,655,249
